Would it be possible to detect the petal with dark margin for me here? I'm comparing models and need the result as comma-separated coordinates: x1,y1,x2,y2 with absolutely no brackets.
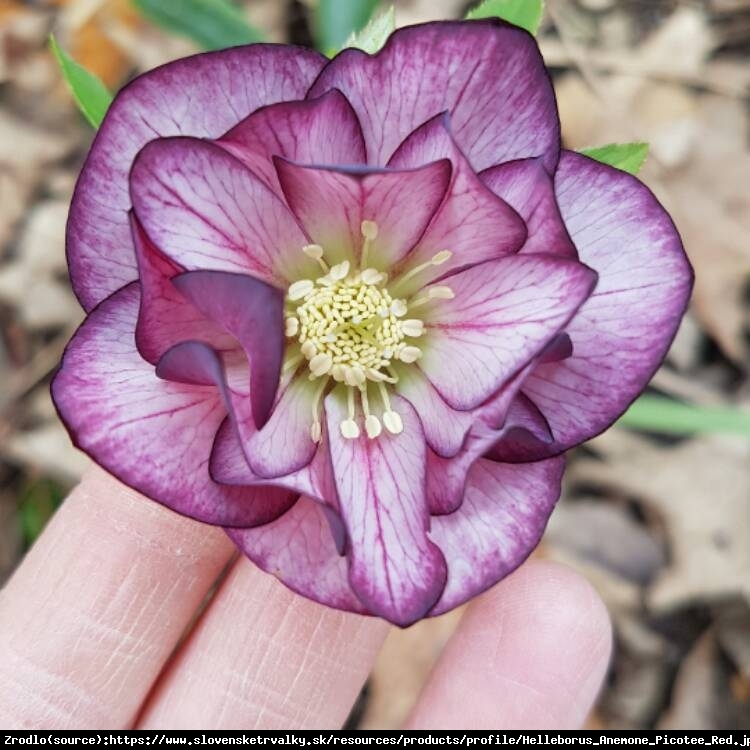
274,158,451,268
309,20,559,170
520,151,694,456
171,270,284,428
395,367,473,458
425,372,537,516
325,390,447,626
131,214,235,364
219,89,366,191
69,45,325,311
482,157,577,258
428,456,564,616
420,255,597,410
388,114,526,289
130,138,311,287
227,496,367,614
211,415,335,505
51,284,295,527
244,375,321,479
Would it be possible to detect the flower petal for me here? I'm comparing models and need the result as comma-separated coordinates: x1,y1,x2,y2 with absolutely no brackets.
69,45,325,311
388,114,526,289
425,370,535,515
309,20,559,170
227,496,367,614
130,137,311,287
395,367,473,458
325,390,447,626
219,89,366,191
171,270,284,428
428,456,564,616
51,284,295,527
420,255,598,410
520,151,694,455
244,375,321,479
481,157,577,258
131,215,235,364
274,158,451,268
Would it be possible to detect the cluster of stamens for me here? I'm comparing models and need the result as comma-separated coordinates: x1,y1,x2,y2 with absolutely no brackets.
283,220,454,442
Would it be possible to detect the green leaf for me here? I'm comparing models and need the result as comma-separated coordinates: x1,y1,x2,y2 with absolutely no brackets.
314,0,380,55
49,35,112,129
131,0,264,51
579,142,650,175
618,396,750,438
343,5,395,54
465,0,545,35
18,478,65,548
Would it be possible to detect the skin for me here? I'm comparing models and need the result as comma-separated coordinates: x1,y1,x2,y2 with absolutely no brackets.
0,467,612,730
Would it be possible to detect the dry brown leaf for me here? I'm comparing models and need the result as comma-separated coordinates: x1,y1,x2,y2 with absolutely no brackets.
573,432,750,612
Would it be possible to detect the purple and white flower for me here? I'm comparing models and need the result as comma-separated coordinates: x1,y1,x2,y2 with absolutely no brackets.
53,20,693,626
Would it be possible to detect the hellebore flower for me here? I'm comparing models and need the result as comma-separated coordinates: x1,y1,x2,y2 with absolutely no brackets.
53,20,693,626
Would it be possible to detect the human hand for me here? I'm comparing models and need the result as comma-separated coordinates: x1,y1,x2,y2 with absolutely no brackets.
0,467,611,730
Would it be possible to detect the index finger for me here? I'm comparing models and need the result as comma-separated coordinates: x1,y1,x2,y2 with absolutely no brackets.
0,467,235,729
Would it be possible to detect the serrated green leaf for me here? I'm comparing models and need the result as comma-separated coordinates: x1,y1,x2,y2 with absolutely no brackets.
50,36,112,129
343,5,395,54
465,0,544,35
131,0,264,51
618,396,750,438
579,142,650,175
314,0,380,55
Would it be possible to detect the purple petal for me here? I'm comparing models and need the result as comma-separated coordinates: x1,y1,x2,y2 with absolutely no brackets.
395,367,473,458
130,137,311,287
388,114,526,289
420,255,597,410
274,158,451,268
428,456,564,616
171,270,284,427
520,151,694,456
325,390,447,626
131,215,236,364
227,496,367,614
483,394,554,463
210,415,335,504
68,45,325,311
425,368,534,515
219,89,366,191
481,157,577,258
244,375,320,479
51,284,295,527
309,20,559,170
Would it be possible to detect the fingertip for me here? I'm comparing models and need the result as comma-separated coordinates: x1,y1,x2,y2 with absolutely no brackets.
406,559,612,730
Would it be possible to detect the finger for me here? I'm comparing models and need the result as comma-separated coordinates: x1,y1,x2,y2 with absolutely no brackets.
0,467,235,729
138,558,389,729
405,560,612,730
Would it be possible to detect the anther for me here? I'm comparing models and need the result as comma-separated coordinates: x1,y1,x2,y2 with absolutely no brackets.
401,319,424,337
302,244,329,272
365,414,382,439
383,410,404,435
341,419,361,439
329,260,350,282
285,317,299,337
398,346,422,363
393,250,454,292
288,279,314,301
300,341,317,359
360,268,384,285
390,299,408,317
309,353,333,376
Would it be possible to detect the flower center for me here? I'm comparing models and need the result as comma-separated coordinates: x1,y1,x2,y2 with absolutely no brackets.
284,221,453,442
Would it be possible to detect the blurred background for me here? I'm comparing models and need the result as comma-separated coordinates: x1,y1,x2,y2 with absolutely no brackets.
0,0,748,731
